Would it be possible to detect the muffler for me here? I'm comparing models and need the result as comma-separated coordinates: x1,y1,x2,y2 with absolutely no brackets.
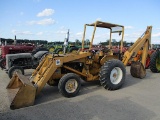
130,61,146,79
6,72,36,109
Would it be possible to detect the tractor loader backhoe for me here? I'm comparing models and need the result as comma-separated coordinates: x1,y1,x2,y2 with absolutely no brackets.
6,21,152,109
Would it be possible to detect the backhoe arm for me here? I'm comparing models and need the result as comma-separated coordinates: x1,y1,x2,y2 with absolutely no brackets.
122,26,152,66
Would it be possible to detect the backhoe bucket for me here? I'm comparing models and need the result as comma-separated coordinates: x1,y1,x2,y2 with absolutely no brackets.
130,61,146,79
6,72,36,109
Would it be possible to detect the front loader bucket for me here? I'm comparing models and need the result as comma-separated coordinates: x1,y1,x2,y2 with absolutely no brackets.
6,72,36,109
130,61,146,79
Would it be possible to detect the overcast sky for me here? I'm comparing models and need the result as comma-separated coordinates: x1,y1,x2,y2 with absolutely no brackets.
0,0,160,44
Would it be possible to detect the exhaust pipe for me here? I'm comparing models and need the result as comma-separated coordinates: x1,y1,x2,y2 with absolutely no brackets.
63,29,69,54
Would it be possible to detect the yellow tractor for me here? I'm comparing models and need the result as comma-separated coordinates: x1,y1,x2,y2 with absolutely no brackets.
6,21,152,109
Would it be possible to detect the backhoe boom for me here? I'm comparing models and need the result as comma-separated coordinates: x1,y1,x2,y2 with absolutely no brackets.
122,26,152,66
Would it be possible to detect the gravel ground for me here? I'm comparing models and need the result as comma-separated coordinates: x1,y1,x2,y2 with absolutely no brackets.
0,67,160,120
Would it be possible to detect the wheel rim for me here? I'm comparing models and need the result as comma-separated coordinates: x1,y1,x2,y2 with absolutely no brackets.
156,57,160,71
65,79,78,93
59,51,63,54
49,48,55,52
110,67,123,84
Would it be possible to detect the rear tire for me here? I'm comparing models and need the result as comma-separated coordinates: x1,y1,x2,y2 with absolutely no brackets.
8,66,24,79
58,73,81,97
99,59,126,90
150,51,160,73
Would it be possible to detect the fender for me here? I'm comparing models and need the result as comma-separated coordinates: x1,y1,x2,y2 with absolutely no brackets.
33,51,48,59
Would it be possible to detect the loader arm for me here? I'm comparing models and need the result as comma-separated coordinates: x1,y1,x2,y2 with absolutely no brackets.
122,26,152,66
31,52,91,95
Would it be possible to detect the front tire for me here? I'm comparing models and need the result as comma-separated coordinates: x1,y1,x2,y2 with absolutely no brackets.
99,59,126,90
8,66,24,79
58,73,81,97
